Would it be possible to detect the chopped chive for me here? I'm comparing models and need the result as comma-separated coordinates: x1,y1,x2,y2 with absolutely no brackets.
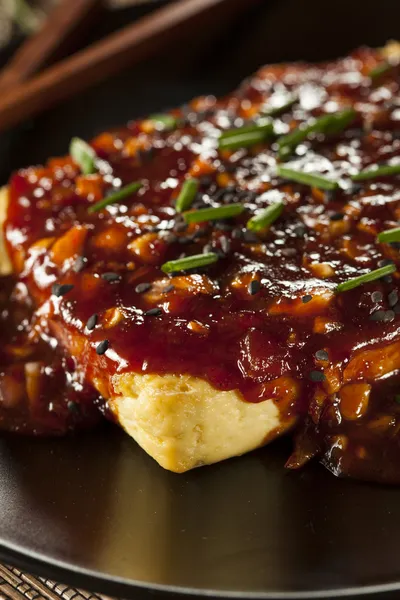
277,166,339,190
263,94,297,117
175,178,199,213
335,264,397,293
368,62,392,81
377,226,400,244
183,203,244,224
351,163,400,182
247,201,284,232
148,113,178,130
161,252,218,273
70,137,96,175
218,120,273,151
277,108,356,159
88,181,142,213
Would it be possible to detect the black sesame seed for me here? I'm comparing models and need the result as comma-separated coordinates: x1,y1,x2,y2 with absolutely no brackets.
309,370,326,382
220,236,231,254
350,182,363,194
302,294,313,304
293,224,307,238
378,259,394,268
388,290,399,307
383,275,393,284
203,243,213,254
199,175,213,187
215,248,226,258
330,212,345,221
371,291,383,303
135,282,152,294
324,189,336,203
86,314,98,331
178,236,193,245
243,230,259,244
174,222,189,233
101,272,121,282
164,233,178,244
370,309,386,322
214,221,233,231
315,349,329,361
221,163,237,174
73,256,86,273
394,303,400,314
163,284,175,293
96,340,109,355
232,228,243,240
193,228,208,240
384,310,395,322
67,400,80,413
248,280,261,295
145,308,162,317
52,283,74,297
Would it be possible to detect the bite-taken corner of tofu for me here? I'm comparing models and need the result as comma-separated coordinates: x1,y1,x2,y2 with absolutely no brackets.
0,187,292,472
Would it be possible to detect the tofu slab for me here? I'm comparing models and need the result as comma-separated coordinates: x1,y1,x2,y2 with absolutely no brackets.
2,43,400,481
0,187,289,472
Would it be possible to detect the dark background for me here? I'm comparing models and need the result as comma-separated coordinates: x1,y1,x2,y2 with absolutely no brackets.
1,1,400,599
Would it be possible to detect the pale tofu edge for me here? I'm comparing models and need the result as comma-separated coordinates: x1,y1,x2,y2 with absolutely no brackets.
0,186,287,472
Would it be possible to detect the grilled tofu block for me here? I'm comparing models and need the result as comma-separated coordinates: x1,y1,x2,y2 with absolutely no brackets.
1,43,400,479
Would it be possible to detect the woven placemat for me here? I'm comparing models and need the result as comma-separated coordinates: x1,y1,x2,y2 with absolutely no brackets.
0,564,115,600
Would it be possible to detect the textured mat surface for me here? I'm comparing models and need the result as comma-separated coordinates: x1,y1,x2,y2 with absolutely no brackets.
0,565,114,600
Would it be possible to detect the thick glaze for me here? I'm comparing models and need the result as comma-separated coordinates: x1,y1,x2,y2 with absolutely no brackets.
2,46,400,480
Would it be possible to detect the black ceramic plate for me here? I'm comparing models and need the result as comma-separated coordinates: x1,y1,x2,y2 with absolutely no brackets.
1,2,400,598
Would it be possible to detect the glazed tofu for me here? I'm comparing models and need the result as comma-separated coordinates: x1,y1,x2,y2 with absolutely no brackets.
2,43,400,479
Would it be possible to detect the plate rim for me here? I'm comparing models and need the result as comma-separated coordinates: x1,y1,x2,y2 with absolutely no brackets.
1,538,400,599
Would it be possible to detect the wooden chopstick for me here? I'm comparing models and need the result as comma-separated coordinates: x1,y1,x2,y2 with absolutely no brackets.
0,0,260,133
0,0,101,92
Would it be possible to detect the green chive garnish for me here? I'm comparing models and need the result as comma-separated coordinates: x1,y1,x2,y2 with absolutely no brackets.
218,120,273,151
277,108,356,159
335,264,396,293
351,163,400,182
277,166,339,190
368,62,392,81
70,137,96,175
148,113,177,131
184,203,244,224
263,94,297,117
161,252,218,274
88,181,142,213
377,227,400,244
247,201,284,232
175,179,199,213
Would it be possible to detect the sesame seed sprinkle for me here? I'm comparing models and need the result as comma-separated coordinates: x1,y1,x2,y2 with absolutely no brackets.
248,280,261,295
101,272,121,282
96,339,109,355
309,370,326,382
86,314,98,331
145,308,163,317
315,349,329,361
52,283,74,297
135,282,152,294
